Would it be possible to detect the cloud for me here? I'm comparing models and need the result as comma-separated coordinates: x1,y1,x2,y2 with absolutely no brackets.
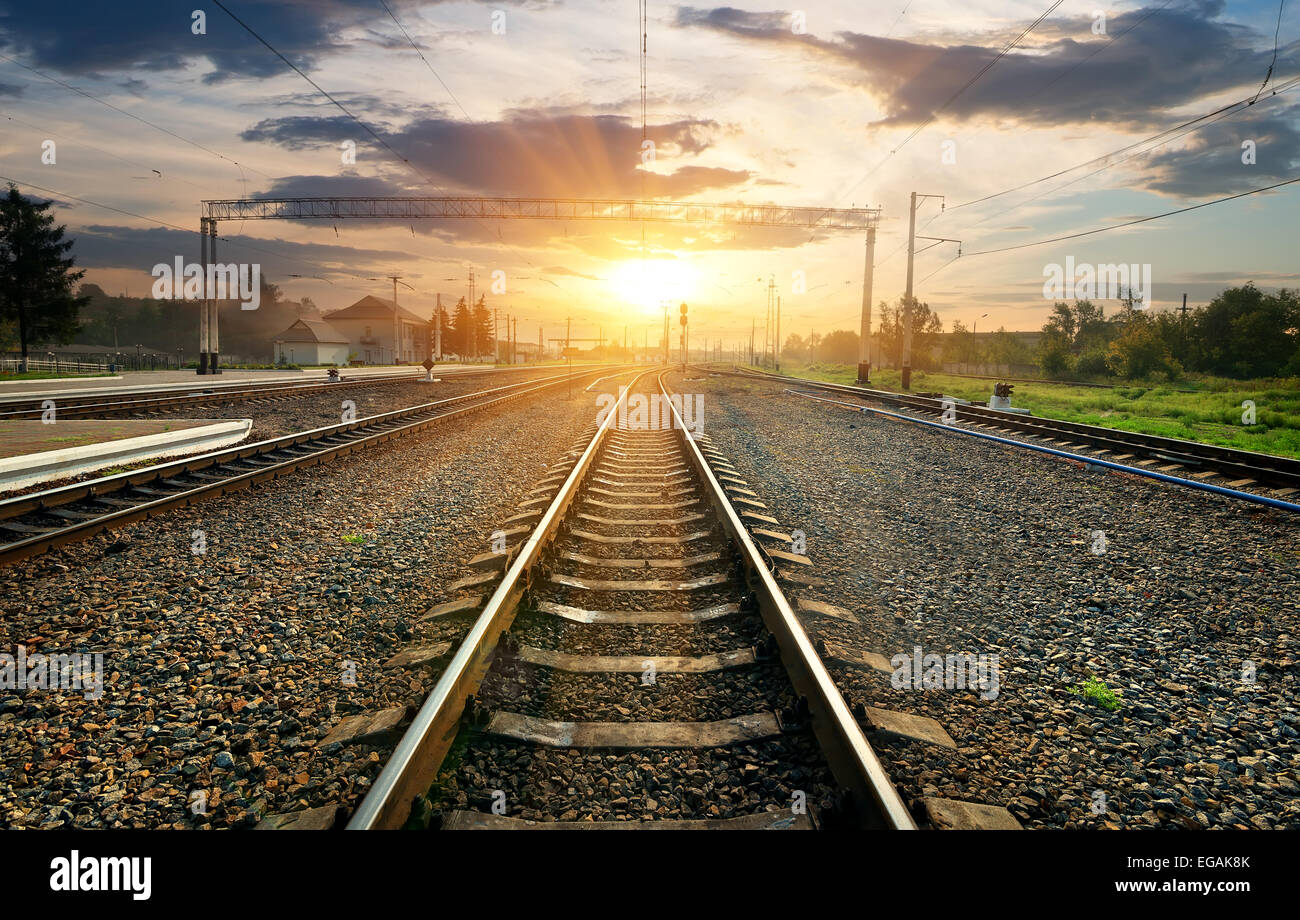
0,0,547,83
676,3,1299,130
0,80,22,96
1139,101,1300,196
242,110,753,198
67,222,410,283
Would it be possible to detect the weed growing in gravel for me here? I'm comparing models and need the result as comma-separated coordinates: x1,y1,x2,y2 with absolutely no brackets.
341,534,368,545
1070,676,1123,711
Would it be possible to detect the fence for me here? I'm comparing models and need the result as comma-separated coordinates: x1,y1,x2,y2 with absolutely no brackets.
2,352,184,374
942,363,1041,378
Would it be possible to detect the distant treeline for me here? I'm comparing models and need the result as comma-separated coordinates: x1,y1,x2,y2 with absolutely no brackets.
2,279,315,362
1036,285,1300,381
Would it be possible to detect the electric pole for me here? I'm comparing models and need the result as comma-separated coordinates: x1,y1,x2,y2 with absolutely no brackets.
775,295,781,372
902,192,958,390
434,293,442,361
858,225,876,383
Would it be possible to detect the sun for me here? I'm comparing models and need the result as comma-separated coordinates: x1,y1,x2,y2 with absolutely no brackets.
608,259,699,315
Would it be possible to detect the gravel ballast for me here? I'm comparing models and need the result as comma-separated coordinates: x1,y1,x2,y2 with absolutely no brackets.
0,370,635,828
685,370,1300,830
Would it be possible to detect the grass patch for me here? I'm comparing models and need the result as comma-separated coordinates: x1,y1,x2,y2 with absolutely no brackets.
0,371,115,381
1069,676,1123,712
341,534,369,544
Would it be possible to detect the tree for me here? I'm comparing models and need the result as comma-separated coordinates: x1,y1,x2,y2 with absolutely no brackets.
0,185,88,369
448,297,471,357
471,295,493,359
818,330,859,364
1106,313,1181,380
1038,299,1121,379
1190,284,1299,378
878,296,943,369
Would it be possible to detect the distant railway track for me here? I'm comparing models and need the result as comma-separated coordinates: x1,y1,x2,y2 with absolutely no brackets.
727,367,1300,501
0,366,625,567
0,367,536,420
343,370,917,830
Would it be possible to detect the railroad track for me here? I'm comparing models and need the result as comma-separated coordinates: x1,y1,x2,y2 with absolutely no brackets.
0,366,624,567
727,367,1300,498
337,370,922,830
0,368,543,421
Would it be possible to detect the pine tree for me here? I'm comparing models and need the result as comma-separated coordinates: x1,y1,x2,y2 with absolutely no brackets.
0,185,88,370
472,295,493,360
449,297,471,357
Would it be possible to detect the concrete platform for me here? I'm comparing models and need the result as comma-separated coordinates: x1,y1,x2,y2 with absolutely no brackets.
0,418,253,492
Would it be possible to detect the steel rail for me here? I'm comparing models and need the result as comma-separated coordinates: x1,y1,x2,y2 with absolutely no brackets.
0,366,628,566
0,372,423,420
0,365,566,420
727,367,1300,490
657,376,916,830
348,370,656,829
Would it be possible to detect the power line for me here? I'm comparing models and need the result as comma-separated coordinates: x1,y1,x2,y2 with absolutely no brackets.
961,174,1300,256
883,1,913,39
837,0,1064,201
952,75,1300,233
0,52,273,182
376,0,471,121
0,111,219,197
946,73,1300,214
211,0,449,195
1020,0,1176,104
1253,0,1288,103
918,254,961,284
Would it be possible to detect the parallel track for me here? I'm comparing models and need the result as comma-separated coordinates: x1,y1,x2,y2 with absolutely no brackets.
0,366,568,420
0,366,623,567
348,371,915,830
728,367,1300,495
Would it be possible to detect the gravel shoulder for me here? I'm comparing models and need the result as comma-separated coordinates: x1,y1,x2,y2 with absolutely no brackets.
688,371,1300,829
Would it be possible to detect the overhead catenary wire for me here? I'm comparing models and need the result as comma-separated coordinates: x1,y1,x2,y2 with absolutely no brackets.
947,73,1300,214
376,0,472,121
956,174,1300,258
0,111,220,197
0,52,273,182
210,0,450,195
950,75,1300,235
1253,0,1288,103
836,0,1064,201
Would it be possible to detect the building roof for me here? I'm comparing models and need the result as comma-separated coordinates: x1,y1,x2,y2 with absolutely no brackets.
275,318,350,344
324,295,425,325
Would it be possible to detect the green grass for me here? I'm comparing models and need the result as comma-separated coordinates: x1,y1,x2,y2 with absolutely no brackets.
341,534,368,544
1070,676,1123,712
745,360,1300,460
0,371,115,381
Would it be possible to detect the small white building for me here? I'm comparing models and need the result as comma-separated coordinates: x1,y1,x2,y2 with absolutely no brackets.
272,319,351,366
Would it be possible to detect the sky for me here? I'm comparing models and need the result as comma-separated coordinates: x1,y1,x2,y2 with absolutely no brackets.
0,0,1297,351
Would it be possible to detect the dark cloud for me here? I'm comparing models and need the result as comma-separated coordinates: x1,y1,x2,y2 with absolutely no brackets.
68,222,410,283
1140,101,1300,196
0,0,466,82
0,79,21,96
242,111,752,197
676,3,1299,130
